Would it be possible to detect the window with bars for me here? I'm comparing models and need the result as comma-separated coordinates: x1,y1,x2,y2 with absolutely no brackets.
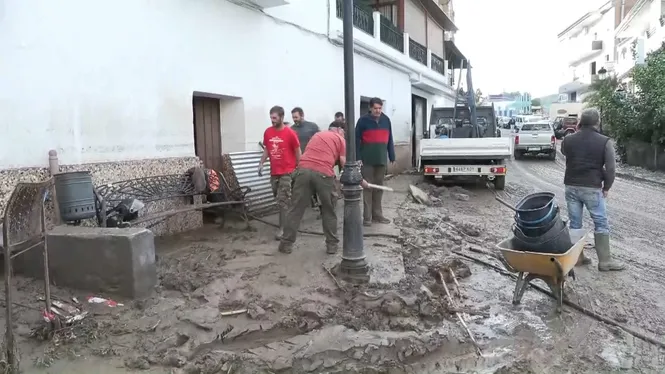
377,4,398,27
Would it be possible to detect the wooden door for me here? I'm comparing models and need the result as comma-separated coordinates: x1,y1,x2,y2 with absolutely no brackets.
192,96,222,171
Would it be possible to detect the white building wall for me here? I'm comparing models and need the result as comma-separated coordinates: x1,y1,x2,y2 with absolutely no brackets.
614,0,665,79
558,3,615,99
0,0,423,169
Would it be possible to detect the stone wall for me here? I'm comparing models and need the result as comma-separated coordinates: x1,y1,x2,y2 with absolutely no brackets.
388,143,413,175
624,140,665,172
0,156,203,236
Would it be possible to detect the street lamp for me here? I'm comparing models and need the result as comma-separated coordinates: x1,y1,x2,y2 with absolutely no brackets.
338,0,369,283
597,67,608,134
598,67,607,80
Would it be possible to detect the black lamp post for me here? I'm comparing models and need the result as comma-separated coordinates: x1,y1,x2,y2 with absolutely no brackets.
338,0,369,282
598,67,608,134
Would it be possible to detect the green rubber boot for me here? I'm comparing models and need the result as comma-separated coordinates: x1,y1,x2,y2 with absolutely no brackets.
594,233,625,271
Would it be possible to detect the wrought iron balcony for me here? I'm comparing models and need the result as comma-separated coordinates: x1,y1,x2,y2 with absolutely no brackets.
379,16,404,52
336,0,374,36
431,53,445,75
409,38,427,65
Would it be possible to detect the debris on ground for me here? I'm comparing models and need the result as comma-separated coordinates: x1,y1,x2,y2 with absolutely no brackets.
409,184,432,205
4,174,656,373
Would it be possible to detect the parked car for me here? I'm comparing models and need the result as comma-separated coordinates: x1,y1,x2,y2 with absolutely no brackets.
553,116,578,139
513,121,557,161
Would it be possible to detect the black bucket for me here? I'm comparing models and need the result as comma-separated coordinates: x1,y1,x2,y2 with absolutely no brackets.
516,207,563,237
514,192,557,224
512,220,572,254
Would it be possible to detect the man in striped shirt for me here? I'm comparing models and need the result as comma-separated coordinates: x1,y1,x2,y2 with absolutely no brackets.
355,97,395,227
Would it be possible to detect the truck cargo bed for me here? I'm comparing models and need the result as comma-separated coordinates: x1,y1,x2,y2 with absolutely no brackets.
420,138,512,160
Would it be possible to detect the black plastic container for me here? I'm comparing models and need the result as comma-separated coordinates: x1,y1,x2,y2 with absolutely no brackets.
512,220,572,254
514,192,557,224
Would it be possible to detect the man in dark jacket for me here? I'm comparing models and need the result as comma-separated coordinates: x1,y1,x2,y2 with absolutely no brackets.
561,108,624,271
356,97,395,226
329,112,346,130
291,107,320,152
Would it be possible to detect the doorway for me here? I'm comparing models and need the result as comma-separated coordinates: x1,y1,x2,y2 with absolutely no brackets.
192,96,223,171
411,94,427,167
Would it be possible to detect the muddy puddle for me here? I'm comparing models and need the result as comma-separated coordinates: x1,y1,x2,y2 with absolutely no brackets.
2,175,662,373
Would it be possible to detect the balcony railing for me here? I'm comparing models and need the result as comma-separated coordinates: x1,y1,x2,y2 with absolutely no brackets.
336,0,374,35
409,38,427,65
380,16,404,52
335,0,448,81
431,53,445,75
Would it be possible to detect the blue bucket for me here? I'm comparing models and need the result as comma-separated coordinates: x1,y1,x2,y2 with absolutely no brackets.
515,202,557,227
514,192,557,224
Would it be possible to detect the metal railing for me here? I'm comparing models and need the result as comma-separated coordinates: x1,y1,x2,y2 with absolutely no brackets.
409,38,427,65
379,15,404,52
431,53,445,75
336,0,374,36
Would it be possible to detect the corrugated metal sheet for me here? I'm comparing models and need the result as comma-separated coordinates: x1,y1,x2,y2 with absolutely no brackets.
228,151,277,215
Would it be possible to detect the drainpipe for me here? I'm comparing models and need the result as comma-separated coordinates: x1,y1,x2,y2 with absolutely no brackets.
620,0,625,21
48,149,62,224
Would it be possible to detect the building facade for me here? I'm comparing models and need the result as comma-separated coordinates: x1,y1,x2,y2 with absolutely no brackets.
0,0,465,227
613,0,665,90
557,1,615,103
487,93,532,117
557,0,665,101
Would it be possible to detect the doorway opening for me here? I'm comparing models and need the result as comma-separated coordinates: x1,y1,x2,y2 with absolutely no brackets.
192,96,223,171
411,94,427,167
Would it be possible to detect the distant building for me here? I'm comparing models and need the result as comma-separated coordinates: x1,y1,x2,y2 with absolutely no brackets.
557,1,615,103
486,92,532,117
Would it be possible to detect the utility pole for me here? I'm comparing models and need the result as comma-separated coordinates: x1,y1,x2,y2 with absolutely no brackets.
338,0,369,283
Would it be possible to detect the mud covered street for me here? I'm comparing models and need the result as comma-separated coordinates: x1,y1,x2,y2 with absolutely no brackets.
3,161,665,373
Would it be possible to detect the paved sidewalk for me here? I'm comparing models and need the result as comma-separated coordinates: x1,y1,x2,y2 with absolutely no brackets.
257,182,405,286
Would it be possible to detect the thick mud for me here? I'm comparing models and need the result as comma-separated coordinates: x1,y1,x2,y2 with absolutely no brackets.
2,162,665,373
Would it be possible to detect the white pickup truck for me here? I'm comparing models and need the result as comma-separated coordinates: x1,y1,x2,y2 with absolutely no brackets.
513,121,557,161
419,106,512,190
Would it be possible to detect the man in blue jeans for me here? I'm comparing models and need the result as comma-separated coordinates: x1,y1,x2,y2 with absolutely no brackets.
561,108,624,271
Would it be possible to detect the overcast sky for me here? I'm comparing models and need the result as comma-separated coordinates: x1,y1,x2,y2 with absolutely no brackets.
454,0,607,97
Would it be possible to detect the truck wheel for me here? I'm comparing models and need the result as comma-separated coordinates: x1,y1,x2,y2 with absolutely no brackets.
548,151,556,161
493,176,506,190
513,151,521,160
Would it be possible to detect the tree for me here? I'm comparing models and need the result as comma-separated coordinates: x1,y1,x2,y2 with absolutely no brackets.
585,42,665,152
531,98,541,107
584,75,637,148
631,42,665,145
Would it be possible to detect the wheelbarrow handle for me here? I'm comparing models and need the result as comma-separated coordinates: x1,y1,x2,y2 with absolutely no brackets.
495,195,517,211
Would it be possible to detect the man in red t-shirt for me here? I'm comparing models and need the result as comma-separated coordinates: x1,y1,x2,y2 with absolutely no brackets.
278,127,368,254
258,106,301,239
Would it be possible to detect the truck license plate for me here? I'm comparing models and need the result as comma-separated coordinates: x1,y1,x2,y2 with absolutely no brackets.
452,166,475,172
527,147,541,151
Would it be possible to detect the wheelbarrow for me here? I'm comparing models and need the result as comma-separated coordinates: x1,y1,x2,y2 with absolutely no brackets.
496,228,588,313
